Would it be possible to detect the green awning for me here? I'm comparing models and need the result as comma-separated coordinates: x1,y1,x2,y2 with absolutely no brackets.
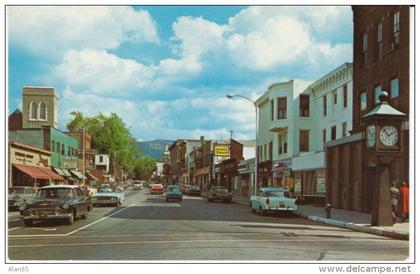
69,170,87,180
62,169,72,177
53,167,65,176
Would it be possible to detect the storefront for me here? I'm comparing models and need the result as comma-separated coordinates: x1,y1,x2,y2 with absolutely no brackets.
257,160,272,187
272,159,293,189
9,142,64,187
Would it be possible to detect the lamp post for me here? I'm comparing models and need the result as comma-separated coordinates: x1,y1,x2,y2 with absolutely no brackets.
226,94,258,196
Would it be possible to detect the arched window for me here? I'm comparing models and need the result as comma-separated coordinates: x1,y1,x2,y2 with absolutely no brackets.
39,102,47,120
29,102,38,120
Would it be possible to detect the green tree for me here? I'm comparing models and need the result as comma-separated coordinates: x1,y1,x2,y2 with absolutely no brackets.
66,111,142,178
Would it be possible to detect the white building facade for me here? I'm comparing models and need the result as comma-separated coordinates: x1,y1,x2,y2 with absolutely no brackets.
256,63,353,200
292,63,353,200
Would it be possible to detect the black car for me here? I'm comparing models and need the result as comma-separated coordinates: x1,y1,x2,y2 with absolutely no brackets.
19,185,90,226
186,185,201,196
207,186,232,202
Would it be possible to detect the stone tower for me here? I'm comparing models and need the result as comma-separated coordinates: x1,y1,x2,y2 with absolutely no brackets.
22,86,58,129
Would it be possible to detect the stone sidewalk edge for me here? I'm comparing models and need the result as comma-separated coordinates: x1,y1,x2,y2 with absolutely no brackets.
299,213,409,241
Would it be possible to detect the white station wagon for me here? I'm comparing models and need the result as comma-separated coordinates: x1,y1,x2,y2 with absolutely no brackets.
250,187,297,215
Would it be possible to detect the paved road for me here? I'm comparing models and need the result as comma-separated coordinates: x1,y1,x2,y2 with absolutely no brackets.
8,188,409,261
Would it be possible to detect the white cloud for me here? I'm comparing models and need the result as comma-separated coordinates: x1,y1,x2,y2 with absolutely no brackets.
55,49,155,95
8,6,159,57
169,6,352,71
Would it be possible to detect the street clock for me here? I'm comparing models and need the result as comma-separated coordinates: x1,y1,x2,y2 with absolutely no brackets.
362,91,406,155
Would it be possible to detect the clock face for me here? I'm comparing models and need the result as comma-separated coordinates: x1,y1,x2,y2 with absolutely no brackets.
379,126,398,146
366,125,376,147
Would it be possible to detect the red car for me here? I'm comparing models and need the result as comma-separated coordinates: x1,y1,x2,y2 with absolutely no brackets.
150,184,164,194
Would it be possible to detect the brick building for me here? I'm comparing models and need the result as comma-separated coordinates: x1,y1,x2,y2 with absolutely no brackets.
325,6,410,212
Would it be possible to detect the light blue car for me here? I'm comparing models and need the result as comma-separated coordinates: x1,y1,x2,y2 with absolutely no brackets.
250,187,297,215
92,187,125,207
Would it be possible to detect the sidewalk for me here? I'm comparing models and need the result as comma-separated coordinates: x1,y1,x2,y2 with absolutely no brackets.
297,205,409,240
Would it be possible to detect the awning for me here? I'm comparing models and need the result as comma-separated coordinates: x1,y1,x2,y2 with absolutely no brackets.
38,167,65,180
86,172,99,181
53,167,65,176
69,170,87,180
61,169,72,177
13,164,50,180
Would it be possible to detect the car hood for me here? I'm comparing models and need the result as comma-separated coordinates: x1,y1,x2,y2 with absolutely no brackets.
28,198,71,208
92,192,123,197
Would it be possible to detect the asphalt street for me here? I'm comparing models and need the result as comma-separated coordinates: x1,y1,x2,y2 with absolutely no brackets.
8,188,409,261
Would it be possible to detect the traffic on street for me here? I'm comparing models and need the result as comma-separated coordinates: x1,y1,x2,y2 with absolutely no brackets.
8,185,409,261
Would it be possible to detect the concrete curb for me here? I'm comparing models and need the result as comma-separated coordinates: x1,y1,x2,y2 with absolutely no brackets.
302,214,409,241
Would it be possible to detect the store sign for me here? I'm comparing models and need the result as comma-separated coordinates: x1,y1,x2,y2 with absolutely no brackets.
214,146,230,157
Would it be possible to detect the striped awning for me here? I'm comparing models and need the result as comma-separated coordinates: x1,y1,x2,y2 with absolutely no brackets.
69,170,87,180
61,169,72,177
53,167,65,176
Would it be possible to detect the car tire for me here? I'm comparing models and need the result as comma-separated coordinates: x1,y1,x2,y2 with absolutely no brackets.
23,219,33,226
87,205,92,212
81,210,88,219
250,202,256,213
67,212,75,225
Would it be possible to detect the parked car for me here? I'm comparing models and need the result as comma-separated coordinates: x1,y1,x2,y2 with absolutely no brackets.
166,185,183,202
150,184,164,194
92,186,125,207
207,186,232,202
186,185,201,196
8,186,37,211
19,185,90,226
250,187,297,215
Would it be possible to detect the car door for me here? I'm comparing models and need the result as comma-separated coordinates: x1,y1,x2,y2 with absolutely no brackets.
254,190,264,209
74,188,86,217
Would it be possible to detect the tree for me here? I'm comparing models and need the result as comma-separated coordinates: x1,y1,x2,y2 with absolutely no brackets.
66,111,142,178
134,156,157,180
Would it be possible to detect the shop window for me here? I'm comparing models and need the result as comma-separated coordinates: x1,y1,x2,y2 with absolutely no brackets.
61,144,65,155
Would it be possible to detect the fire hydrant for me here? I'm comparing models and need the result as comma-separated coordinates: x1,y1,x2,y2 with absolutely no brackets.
325,203,332,219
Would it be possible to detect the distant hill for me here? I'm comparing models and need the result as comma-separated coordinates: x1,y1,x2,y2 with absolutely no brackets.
135,139,173,160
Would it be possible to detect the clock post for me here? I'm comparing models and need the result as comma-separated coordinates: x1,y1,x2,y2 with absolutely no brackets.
362,91,407,226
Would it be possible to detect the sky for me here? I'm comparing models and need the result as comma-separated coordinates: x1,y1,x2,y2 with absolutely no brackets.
7,6,353,141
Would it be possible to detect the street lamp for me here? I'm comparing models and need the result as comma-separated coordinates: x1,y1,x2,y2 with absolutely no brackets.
225,94,258,196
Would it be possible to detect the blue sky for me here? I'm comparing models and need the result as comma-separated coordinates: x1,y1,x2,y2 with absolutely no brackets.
8,6,353,141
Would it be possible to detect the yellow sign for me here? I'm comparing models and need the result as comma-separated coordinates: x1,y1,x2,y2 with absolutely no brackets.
214,146,230,157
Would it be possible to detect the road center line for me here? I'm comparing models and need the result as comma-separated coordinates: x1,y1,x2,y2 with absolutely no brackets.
65,203,136,236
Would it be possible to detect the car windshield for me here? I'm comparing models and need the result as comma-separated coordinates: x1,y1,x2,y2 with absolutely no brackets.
9,188,26,194
266,191,284,197
98,187,113,193
214,188,228,193
36,188,73,199
191,186,200,190
168,187,180,192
